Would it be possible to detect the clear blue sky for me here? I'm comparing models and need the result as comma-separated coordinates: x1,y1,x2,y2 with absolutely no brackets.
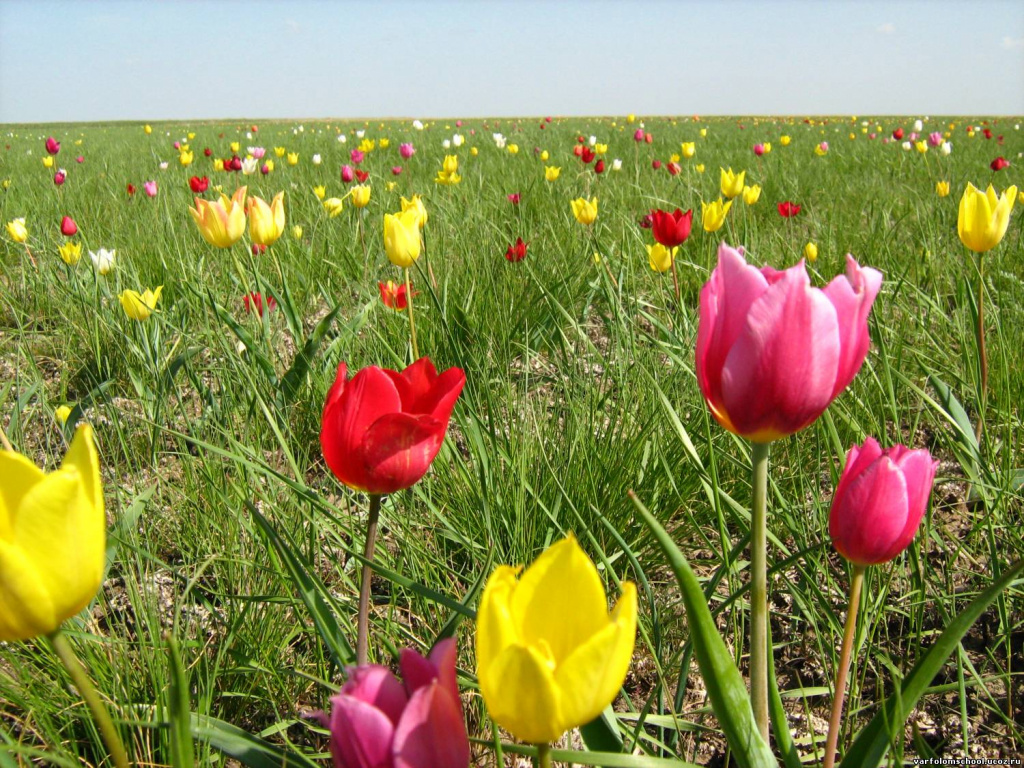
1,0,1022,123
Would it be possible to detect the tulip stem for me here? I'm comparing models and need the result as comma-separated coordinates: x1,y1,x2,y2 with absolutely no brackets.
405,268,420,360
974,255,987,444
749,440,771,742
356,493,383,667
670,256,681,309
535,743,552,768
823,564,866,768
49,630,130,768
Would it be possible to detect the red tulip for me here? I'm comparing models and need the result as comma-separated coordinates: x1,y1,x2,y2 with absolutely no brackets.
644,132,653,144
53,170,66,186
753,143,765,157
228,156,242,171
506,192,520,204
60,216,77,237
355,170,369,183
391,166,403,176
665,161,679,176
650,208,693,248
504,237,528,262
990,156,1009,172
638,213,654,229
327,639,469,768
595,158,606,174
260,163,271,175
777,201,801,218
243,291,276,316
572,144,584,158
204,147,213,157
379,281,412,310
76,156,84,163
829,438,937,565
251,243,267,255
983,128,993,140
892,128,904,140
580,147,595,164
320,358,465,494
45,136,60,155
189,175,210,193
652,160,662,170
696,243,882,442
126,183,136,196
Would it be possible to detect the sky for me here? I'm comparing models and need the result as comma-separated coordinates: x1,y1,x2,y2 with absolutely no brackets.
1,0,1022,123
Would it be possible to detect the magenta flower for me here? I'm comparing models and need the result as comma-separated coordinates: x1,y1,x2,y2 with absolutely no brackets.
76,155,85,163
829,438,937,565
341,164,355,183
399,143,415,159
351,149,365,165
696,243,882,442
507,192,520,204
633,128,644,142
143,180,158,197
928,132,943,147
327,638,469,768
391,166,403,176
54,170,67,186
45,136,60,155
753,143,765,156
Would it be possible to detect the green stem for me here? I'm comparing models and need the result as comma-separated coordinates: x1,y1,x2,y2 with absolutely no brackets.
49,630,130,768
535,743,552,768
356,494,383,667
823,564,866,768
670,255,681,309
749,440,770,741
975,254,987,445
405,268,419,359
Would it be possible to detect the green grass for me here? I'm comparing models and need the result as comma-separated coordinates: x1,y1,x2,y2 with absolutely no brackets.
0,115,1022,766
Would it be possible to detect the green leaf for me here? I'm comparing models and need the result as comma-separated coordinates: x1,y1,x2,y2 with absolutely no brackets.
279,301,344,401
249,502,354,669
926,374,980,464
839,558,1024,768
481,740,700,767
191,713,320,768
579,703,625,753
629,492,777,768
166,634,195,768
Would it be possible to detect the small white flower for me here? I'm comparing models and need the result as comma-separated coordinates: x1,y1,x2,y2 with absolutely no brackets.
611,158,622,171
913,119,923,132
493,132,506,148
159,161,169,170
241,157,258,174
901,141,912,151
452,134,464,147
356,130,365,138
90,248,115,275
338,133,347,143
442,139,451,149
237,340,247,354
312,153,322,165
412,120,424,130
940,141,953,156
588,135,597,146
298,125,304,132
246,131,253,139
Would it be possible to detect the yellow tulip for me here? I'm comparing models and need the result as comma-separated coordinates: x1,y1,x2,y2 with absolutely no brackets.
696,164,705,173
742,184,761,205
43,156,55,168
915,140,928,154
957,182,1017,253
476,535,637,745
434,170,461,185
187,132,195,140
804,242,819,262
323,197,345,217
274,146,286,157
0,424,106,641
1019,190,1024,206
263,159,275,173
720,167,745,199
313,185,326,200
699,128,707,137
763,142,772,154
570,197,598,225
545,166,561,182
189,186,247,248
359,138,375,153
680,142,696,159
213,159,225,171
118,286,163,321
701,198,732,232
379,138,390,149
470,147,479,157
230,141,240,153
58,241,82,265
383,209,422,268
508,144,519,154
386,181,398,192
291,225,304,239
627,113,636,123
144,124,152,134
248,192,286,246
647,243,677,272
1,179,10,190
350,184,371,208
780,135,791,146
6,217,28,243
936,181,950,197
594,143,608,155
442,155,459,174
540,150,550,161
179,150,194,166
54,405,72,425
401,194,428,229
287,152,299,166
670,153,681,164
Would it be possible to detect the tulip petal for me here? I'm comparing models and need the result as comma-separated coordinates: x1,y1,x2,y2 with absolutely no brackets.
823,256,882,398
893,449,938,554
511,535,608,664
0,539,55,641
393,682,469,768
476,564,521,684
830,457,910,565
0,451,45,538
481,642,564,745
720,264,841,439
553,582,637,730
400,637,459,706
341,665,408,725
328,694,396,768
359,412,446,493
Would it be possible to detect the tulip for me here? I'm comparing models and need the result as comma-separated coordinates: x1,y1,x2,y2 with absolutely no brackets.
696,163,705,173
326,639,469,768
54,170,67,186
55,405,72,425
633,128,644,142
701,198,732,232
928,131,943,147
287,152,299,166
940,141,953,156
384,209,422,267
595,159,606,174
651,160,661,170
505,237,528,262
651,208,693,247
355,170,369,183
324,198,345,217
339,164,355,184
815,142,830,156
990,156,1009,172
696,242,881,442
190,187,248,248
434,170,461,185
60,215,77,237
379,280,410,310
45,136,60,155
320,357,465,495
313,185,327,200
274,146,286,157
312,153,322,165
780,135,791,146
936,181,950,197
5,217,28,243
647,242,678,272
243,291,277,316
143,180,157,197
544,165,561,181
400,195,428,229
118,286,163,321
351,185,371,208
742,185,761,205
720,167,745,199
893,128,904,140
681,141,696,159
777,201,801,218
179,150,194,166
399,142,416,159
0,424,105,641
58,241,82,265
570,197,598,225
350,149,365,165
753,143,765,156
241,157,258,175
248,192,286,246
957,183,1017,253
189,175,210,194
804,242,819,262
476,535,637,745
90,248,115,275
540,150,550,161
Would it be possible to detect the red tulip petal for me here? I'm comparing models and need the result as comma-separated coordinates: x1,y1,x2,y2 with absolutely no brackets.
392,682,469,768
359,413,446,493
830,457,910,565
329,693,396,768
384,358,439,410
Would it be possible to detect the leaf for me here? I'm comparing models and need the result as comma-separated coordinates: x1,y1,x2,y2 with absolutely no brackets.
481,740,701,767
926,374,979,463
191,713,320,768
166,634,195,768
249,502,354,669
839,558,1024,768
579,703,625,753
279,300,371,402
629,492,777,768
210,292,278,384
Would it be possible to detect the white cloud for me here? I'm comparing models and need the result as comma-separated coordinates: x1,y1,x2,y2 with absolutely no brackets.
1002,36,1024,49
877,22,896,34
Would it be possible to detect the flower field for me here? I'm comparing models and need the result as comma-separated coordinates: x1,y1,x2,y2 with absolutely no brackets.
1,114,1022,767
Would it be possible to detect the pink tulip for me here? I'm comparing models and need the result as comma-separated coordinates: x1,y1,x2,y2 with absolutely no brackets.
908,132,919,141
455,120,463,127
60,215,77,236
251,146,266,159
327,638,468,768
143,180,158,197
399,143,415,159
696,243,882,442
351,149,365,165
173,141,181,150
753,143,765,156
45,136,60,155
54,170,66,186
391,166,403,175
928,132,943,147
341,164,355,183
633,128,644,142
829,438,937,565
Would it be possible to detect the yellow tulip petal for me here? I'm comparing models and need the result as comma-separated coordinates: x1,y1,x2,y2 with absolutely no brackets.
0,539,55,641
511,535,608,664
483,643,564,745
553,582,637,729
476,565,521,667
61,425,103,517
0,451,45,539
